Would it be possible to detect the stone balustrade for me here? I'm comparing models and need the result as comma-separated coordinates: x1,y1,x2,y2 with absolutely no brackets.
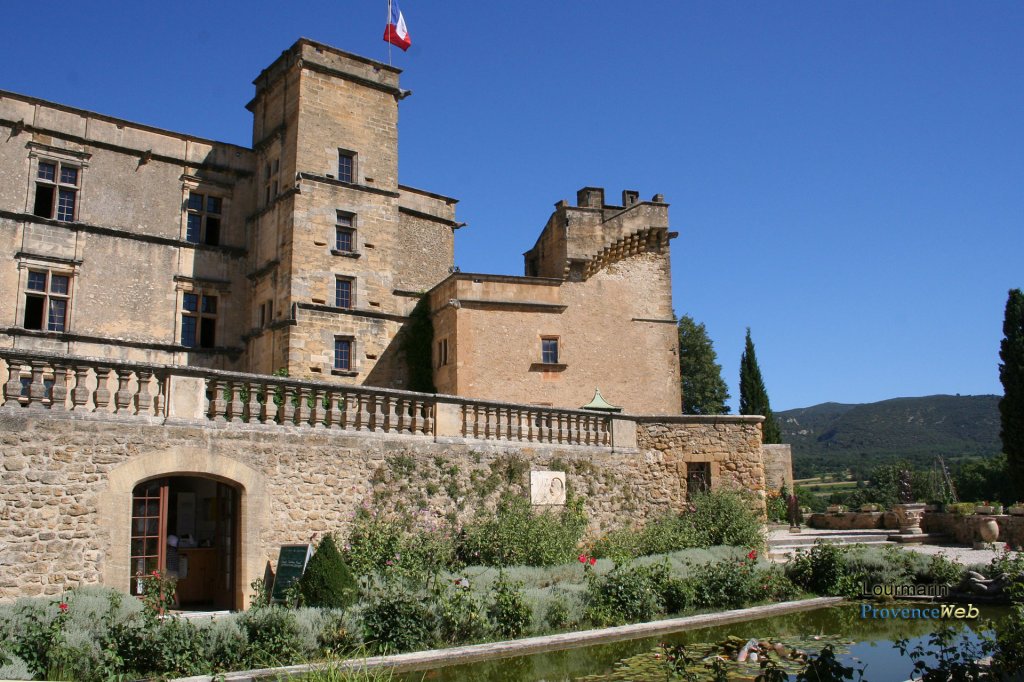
0,350,626,449
1,352,167,418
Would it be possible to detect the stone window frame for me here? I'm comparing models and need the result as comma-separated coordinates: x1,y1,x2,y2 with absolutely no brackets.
333,210,358,256
27,146,90,223
176,286,221,349
334,276,354,309
436,337,449,368
337,148,357,184
16,259,76,333
263,157,279,208
540,336,560,364
180,178,232,247
332,336,357,376
256,299,274,330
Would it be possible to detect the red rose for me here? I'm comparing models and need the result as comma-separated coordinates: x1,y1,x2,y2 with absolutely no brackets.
747,550,758,561
589,557,597,566
59,602,68,612
578,554,587,563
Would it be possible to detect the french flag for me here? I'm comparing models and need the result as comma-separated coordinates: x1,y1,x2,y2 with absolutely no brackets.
383,0,411,51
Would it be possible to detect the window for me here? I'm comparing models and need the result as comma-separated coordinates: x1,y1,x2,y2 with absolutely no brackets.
334,338,353,370
181,292,218,348
335,212,355,253
185,192,222,246
34,161,79,222
23,270,71,332
541,337,559,364
337,150,355,183
263,158,279,207
258,300,273,328
437,338,449,367
686,462,711,500
335,278,353,309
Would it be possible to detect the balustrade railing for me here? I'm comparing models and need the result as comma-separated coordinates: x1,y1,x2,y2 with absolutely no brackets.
0,350,617,448
458,401,610,446
1,353,166,417
204,375,434,435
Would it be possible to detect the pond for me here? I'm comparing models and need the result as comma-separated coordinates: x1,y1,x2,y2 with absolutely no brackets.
400,602,1009,682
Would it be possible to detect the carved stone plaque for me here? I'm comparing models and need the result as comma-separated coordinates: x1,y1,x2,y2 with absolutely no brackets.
530,470,566,506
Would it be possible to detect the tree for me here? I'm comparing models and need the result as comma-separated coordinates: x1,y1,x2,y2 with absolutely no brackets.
298,533,357,608
677,315,731,415
1000,288,1024,493
739,328,782,444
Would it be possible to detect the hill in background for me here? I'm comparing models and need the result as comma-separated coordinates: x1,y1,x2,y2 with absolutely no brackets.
777,395,1002,479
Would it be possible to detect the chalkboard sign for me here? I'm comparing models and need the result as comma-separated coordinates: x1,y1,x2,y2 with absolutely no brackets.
271,544,313,603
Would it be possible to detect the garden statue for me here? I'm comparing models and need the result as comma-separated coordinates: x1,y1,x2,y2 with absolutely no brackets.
893,468,926,534
787,493,802,532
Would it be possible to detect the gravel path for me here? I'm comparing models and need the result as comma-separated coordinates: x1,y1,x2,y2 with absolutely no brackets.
766,527,1006,567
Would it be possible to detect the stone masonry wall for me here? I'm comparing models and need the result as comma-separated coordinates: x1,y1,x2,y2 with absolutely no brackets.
0,408,763,602
636,418,767,515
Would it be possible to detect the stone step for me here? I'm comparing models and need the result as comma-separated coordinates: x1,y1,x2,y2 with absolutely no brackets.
768,532,892,547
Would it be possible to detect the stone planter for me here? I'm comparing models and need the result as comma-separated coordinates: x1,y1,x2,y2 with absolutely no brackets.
826,505,846,514
976,506,995,515
977,517,1000,543
1009,505,1024,516
859,504,880,512
893,503,926,535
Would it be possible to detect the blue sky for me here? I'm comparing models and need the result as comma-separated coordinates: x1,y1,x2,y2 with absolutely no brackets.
3,2,1021,410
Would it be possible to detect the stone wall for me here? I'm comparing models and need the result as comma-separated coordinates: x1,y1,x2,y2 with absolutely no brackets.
923,512,1024,548
0,398,766,605
762,444,793,491
635,416,766,513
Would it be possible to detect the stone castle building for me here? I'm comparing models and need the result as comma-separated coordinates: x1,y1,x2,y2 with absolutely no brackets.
0,37,679,415
0,39,784,608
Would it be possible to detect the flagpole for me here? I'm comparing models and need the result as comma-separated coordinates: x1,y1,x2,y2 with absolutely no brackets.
386,0,393,66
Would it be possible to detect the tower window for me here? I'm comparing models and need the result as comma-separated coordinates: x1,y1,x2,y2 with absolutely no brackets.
335,278,353,309
541,337,559,364
337,150,356,183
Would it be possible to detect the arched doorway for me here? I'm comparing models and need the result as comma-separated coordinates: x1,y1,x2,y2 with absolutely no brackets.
129,476,239,610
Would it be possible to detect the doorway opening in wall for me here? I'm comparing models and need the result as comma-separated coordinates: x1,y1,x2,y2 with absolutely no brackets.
686,462,711,501
130,476,239,610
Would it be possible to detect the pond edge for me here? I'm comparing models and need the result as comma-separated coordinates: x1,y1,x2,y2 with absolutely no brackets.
171,596,845,681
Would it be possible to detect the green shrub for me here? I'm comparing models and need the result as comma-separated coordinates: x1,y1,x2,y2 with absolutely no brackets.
434,581,486,645
237,606,304,667
686,490,765,548
362,583,434,653
198,617,249,672
486,571,532,639
542,595,572,631
459,494,587,567
300,534,358,608
584,561,670,626
786,541,860,596
688,554,777,609
344,508,458,581
590,490,764,561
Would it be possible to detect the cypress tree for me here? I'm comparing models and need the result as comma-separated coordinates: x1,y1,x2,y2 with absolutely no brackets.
298,534,357,608
739,328,782,444
677,315,731,415
999,288,1024,492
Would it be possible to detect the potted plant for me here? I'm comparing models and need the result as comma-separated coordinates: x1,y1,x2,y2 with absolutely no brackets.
859,503,880,513
826,504,846,514
993,503,1004,515
976,501,995,515
1009,503,1024,516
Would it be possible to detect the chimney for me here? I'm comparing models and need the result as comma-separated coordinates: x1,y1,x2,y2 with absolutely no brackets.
576,187,604,208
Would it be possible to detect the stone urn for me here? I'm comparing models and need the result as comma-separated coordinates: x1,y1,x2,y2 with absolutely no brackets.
893,503,926,535
977,517,1000,543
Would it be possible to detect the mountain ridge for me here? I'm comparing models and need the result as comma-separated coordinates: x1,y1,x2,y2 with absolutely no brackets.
776,394,1002,478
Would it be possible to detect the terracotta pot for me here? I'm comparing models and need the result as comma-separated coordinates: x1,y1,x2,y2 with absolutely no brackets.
977,517,1000,543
